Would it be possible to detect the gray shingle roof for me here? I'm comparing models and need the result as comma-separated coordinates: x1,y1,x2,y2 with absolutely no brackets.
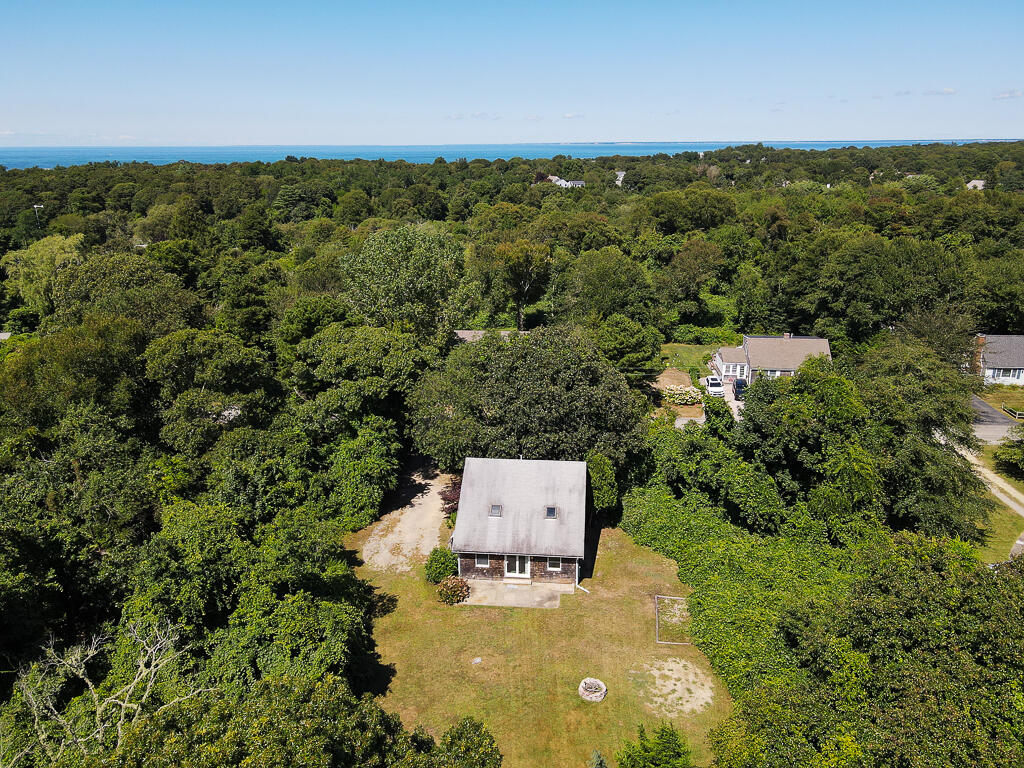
981,335,1024,369
717,346,747,364
451,457,587,558
743,335,831,370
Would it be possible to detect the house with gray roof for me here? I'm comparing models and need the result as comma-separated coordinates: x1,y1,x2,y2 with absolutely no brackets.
711,333,832,383
450,457,587,587
976,334,1024,384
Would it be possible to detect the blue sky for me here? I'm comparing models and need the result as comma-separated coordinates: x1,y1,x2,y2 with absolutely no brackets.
1,0,1022,145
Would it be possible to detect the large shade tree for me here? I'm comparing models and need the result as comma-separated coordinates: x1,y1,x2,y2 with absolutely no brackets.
409,327,647,469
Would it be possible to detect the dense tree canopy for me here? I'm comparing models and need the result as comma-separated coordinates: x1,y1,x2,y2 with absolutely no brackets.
409,328,646,470
0,140,1023,766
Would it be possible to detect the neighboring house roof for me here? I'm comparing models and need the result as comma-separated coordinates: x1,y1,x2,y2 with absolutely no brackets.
967,179,986,190
546,175,585,188
717,346,747,364
451,457,587,558
743,334,832,370
0,332,11,341
453,329,520,342
980,335,1024,369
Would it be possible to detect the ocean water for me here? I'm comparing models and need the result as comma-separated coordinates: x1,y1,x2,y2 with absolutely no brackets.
0,140,1009,170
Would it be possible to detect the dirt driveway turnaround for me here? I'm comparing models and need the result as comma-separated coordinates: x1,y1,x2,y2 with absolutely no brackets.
362,470,450,573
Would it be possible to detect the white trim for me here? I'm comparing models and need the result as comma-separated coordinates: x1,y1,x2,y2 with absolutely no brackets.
475,553,490,568
547,556,561,571
575,559,589,592
504,554,530,578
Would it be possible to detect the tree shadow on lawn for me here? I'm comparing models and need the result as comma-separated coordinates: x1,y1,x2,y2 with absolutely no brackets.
338,545,399,697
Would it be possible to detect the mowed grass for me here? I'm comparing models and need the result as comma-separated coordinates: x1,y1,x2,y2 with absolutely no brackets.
978,495,1024,563
348,526,731,768
976,446,1024,563
980,386,1024,417
661,344,717,376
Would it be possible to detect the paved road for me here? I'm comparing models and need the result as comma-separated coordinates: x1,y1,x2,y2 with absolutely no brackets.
971,395,1017,444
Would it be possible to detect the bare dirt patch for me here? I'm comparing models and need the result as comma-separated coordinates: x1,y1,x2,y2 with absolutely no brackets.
655,367,693,389
642,659,715,717
362,471,450,573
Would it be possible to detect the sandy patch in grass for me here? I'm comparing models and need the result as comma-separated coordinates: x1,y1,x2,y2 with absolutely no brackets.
642,659,715,717
655,368,693,389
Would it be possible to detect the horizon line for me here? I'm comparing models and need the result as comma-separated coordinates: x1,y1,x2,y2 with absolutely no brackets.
2,138,1022,150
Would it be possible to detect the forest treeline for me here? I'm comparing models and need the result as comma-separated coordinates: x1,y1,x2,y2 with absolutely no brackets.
0,141,1022,767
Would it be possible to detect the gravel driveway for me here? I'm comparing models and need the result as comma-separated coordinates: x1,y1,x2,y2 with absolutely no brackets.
362,470,450,573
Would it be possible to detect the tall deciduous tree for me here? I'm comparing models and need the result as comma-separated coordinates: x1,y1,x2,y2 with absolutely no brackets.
343,225,464,337
410,327,646,469
1,233,85,316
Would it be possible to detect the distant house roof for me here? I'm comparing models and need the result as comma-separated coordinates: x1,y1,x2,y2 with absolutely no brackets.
451,457,587,558
452,329,522,343
546,175,585,188
0,332,10,342
980,335,1024,369
967,179,986,190
743,334,832,371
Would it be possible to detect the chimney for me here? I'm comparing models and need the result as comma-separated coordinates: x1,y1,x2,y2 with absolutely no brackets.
783,332,792,340
973,334,986,375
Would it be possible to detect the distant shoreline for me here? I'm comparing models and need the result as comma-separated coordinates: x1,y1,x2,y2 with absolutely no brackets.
1,139,1019,170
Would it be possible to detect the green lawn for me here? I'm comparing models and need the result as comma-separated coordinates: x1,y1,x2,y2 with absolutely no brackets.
661,344,717,376
980,386,1024,418
978,496,1024,563
975,446,1024,563
348,526,731,768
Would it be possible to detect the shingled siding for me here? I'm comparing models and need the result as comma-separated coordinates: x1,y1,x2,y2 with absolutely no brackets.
457,553,577,583
458,553,504,580
530,556,576,584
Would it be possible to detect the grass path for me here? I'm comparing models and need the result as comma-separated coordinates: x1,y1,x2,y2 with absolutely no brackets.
972,447,1024,562
347,522,731,767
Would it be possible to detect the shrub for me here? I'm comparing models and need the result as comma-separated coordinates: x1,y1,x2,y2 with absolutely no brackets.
424,547,458,583
440,475,462,528
662,385,702,406
438,575,470,605
617,723,692,768
688,366,703,387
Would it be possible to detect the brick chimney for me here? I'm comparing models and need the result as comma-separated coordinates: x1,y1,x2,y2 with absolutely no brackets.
973,334,986,375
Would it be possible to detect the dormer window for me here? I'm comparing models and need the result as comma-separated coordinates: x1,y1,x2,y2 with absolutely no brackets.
489,504,503,517
545,506,557,519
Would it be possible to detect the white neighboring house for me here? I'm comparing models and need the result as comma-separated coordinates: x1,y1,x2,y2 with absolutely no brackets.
547,175,585,188
967,179,986,190
976,334,1024,384
711,334,832,384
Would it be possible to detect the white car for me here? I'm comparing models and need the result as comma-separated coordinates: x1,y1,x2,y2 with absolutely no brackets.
705,376,725,397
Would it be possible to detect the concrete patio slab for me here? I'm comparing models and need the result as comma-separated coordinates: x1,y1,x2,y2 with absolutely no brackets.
462,580,573,609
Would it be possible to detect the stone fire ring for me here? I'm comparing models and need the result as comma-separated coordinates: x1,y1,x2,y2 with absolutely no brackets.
578,677,607,702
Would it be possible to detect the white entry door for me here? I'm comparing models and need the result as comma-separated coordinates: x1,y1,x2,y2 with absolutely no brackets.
504,555,529,578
